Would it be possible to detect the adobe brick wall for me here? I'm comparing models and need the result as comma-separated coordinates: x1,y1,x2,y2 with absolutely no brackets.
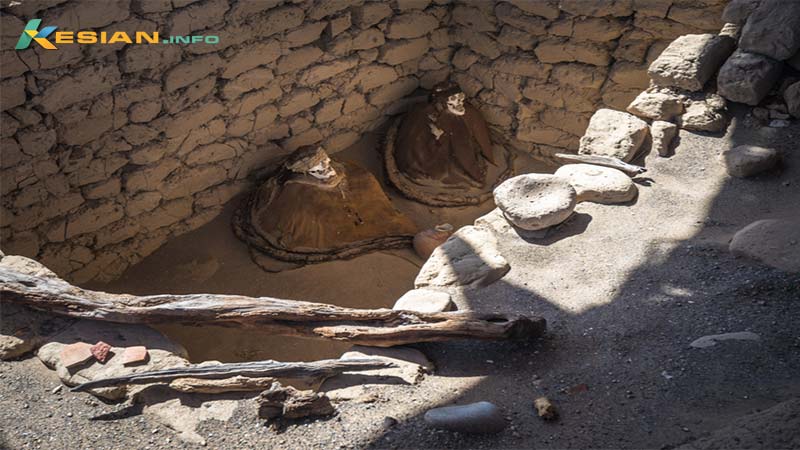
0,0,723,284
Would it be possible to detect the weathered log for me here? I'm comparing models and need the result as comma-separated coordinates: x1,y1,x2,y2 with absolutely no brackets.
0,266,546,347
554,153,647,176
72,358,394,392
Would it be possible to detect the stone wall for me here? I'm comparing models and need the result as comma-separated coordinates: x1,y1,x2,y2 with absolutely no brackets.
0,0,454,283
0,0,724,284
449,0,725,155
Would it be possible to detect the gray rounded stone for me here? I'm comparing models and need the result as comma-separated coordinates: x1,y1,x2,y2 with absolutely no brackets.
493,174,576,231
424,401,507,434
720,145,780,178
393,289,454,313
554,164,637,204
730,219,800,273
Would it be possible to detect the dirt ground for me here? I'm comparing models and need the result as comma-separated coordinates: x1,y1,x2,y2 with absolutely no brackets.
1,105,799,449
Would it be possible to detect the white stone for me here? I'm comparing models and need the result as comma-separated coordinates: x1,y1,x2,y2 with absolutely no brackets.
414,226,510,289
651,120,678,157
578,109,649,162
647,34,735,91
393,289,454,313
493,174,577,231
689,331,761,348
554,164,637,204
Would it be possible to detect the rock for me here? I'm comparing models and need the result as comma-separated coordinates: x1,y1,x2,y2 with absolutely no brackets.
413,224,453,259
680,99,728,132
90,341,112,363
554,164,637,204
60,342,94,368
122,346,149,365
579,109,650,162
0,302,72,360
259,382,335,420
393,289,455,313
722,0,760,25
494,174,577,230
322,346,431,400
627,89,685,121
648,34,735,91
651,120,679,156
784,81,800,118
720,145,780,177
474,207,553,239
689,331,761,348
739,0,800,61
729,219,800,273
169,375,276,394
414,226,510,289
718,50,783,106
424,401,507,434
788,52,800,71
534,397,558,420
37,320,189,400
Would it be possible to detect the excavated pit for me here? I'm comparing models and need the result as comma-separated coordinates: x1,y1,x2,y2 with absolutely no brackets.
85,132,551,362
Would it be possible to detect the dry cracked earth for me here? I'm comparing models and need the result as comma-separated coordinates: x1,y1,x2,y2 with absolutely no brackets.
1,106,799,449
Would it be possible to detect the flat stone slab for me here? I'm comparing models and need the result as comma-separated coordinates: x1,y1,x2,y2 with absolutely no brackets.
424,401,507,434
718,50,783,106
739,0,800,60
393,289,454,313
648,34,735,91
690,331,761,348
729,219,800,273
720,145,780,177
554,164,637,204
414,226,510,289
493,174,576,231
579,109,649,162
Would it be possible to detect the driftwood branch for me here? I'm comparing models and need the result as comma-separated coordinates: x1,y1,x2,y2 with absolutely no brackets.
71,357,393,392
554,153,646,176
0,267,546,347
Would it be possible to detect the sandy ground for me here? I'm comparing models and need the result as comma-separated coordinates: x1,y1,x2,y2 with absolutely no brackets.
1,106,799,449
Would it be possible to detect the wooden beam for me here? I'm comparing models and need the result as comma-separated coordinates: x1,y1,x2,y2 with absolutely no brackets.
554,153,647,176
0,267,546,347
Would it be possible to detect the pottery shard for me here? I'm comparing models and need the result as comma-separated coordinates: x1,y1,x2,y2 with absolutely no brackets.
393,289,454,313
414,226,510,289
578,109,649,162
785,81,800,118
720,145,780,178
739,0,800,61
90,341,112,363
729,219,800,273
60,342,94,368
554,164,637,204
648,34,735,91
122,346,149,365
493,174,577,230
651,120,678,157
718,50,783,106
424,401,507,434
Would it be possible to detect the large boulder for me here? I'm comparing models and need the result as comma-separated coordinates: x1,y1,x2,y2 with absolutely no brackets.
730,219,800,273
785,81,800,118
493,174,577,231
648,34,736,91
554,164,637,204
578,109,650,162
739,0,800,61
720,145,780,177
718,50,783,105
722,0,761,25
414,226,510,289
